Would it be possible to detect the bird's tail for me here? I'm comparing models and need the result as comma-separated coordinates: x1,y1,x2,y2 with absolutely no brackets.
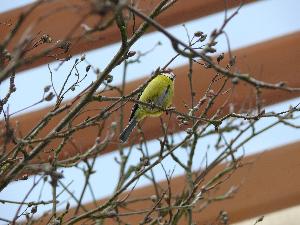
119,118,138,143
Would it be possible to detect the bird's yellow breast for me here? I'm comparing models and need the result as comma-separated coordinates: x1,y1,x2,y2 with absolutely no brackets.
135,74,174,120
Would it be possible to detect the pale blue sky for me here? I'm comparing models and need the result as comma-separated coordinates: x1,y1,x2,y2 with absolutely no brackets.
0,0,35,12
0,0,300,222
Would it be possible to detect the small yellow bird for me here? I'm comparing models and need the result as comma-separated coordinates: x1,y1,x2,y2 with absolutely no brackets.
119,71,175,142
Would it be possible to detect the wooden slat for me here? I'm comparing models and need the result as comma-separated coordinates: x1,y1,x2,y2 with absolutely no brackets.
37,141,300,224
0,0,255,72
2,32,300,162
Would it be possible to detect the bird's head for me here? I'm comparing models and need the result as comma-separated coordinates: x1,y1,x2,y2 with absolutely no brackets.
162,70,176,81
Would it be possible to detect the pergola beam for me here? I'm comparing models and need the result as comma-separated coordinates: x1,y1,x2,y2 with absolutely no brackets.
1,31,300,162
0,0,254,72
37,141,300,224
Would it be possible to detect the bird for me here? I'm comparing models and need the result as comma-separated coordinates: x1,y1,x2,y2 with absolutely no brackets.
119,70,175,142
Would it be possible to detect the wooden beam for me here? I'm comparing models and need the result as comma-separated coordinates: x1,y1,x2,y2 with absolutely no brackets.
36,141,300,224
0,0,254,72
2,32,299,162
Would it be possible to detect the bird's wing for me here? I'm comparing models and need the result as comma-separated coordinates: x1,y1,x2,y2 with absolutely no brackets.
154,85,170,106
141,84,171,107
129,103,139,122
129,88,144,121
129,86,169,121
130,80,171,121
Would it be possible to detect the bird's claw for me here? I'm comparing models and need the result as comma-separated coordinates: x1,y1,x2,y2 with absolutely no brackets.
165,106,175,115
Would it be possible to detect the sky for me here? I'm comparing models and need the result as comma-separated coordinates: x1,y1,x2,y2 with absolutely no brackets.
0,0,300,222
